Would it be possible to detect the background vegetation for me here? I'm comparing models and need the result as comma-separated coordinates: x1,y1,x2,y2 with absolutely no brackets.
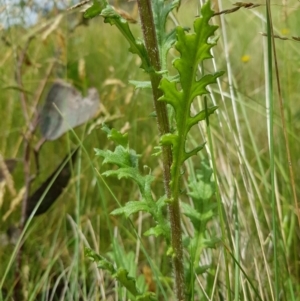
0,0,299,300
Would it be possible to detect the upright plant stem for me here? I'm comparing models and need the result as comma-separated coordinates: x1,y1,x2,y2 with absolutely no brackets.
136,1,185,300
14,37,34,301
269,0,299,227
266,1,279,299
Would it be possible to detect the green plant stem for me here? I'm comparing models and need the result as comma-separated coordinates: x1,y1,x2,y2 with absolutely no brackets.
266,1,279,299
269,0,299,228
136,1,185,300
205,97,232,301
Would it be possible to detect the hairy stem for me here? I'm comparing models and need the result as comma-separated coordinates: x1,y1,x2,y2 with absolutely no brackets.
136,1,185,300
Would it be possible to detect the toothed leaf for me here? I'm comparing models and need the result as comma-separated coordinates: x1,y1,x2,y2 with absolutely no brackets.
100,6,151,71
85,247,115,273
152,0,181,69
111,200,151,218
159,1,223,194
102,125,128,147
95,146,140,169
144,224,169,238
129,80,152,90
83,0,107,19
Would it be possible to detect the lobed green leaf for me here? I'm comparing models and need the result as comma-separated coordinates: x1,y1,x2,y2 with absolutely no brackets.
129,80,152,90
85,247,115,273
152,0,181,69
111,200,152,218
85,248,157,300
83,0,107,19
188,160,215,202
113,268,141,296
95,128,169,240
95,146,140,169
101,6,151,71
159,1,223,196
102,125,128,147
144,224,168,238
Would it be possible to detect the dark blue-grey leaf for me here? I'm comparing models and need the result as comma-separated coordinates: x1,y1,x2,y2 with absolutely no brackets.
26,150,77,219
